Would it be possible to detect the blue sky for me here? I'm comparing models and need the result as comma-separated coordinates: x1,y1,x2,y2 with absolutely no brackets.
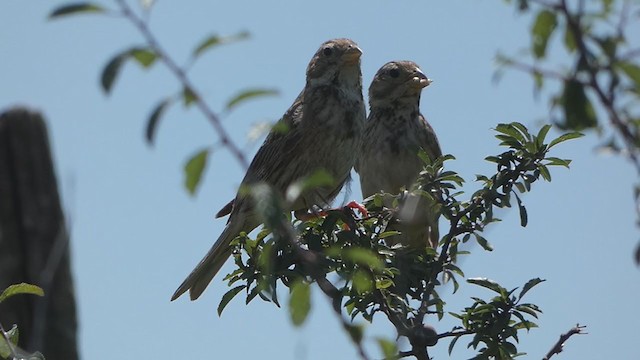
2,0,639,359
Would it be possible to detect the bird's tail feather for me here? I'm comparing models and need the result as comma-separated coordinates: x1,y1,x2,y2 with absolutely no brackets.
171,222,241,301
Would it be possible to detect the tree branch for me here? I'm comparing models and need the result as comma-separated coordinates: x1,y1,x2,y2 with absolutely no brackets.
542,324,587,360
112,0,249,169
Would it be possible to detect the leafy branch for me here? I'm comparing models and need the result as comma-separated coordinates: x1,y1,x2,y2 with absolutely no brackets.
49,1,280,193
499,0,640,263
216,123,581,359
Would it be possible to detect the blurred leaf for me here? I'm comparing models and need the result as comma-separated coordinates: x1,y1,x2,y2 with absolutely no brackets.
182,86,198,107
130,48,157,68
225,88,279,112
49,3,106,18
518,278,545,300
101,47,159,94
468,277,503,294
289,281,311,327
376,338,398,359
531,10,557,59
548,131,584,148
618,62,640,85
343,248,383,270
192,31,250,58
563,27,576,53
286,170,334,204
0,283,44,303
101,51,129,94
184,148,209,195
346,323,364,343
635,242,640,266
557,80,597,130
352,269,374,295
145,97,172,145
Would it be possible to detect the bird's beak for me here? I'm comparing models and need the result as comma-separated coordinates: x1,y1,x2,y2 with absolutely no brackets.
343,46,363,64
412,69,432,88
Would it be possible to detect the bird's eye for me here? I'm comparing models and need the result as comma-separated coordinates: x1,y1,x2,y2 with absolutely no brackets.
389,69,400,78
323,47,333,56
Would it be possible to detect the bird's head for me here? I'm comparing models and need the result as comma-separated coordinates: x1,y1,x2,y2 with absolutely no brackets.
307,38,363,86
368,61,432,108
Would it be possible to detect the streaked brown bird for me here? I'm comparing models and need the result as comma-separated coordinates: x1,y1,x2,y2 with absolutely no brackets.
172,38,366,301
355,60,441,248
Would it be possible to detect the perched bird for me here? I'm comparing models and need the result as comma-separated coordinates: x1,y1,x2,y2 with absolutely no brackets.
356,61,441,248
172,38,366,301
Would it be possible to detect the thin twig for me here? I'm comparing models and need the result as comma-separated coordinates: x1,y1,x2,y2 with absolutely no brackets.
113,0,248,169
542,324,587,360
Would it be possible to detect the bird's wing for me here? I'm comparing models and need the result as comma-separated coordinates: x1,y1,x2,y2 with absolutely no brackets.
214,90,305,219
419,114,442,160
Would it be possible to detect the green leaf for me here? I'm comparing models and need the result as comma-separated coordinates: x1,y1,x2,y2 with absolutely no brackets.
548,132,584,148
225,88,279,112
217,285,246,316
130,48,158,68
474,233,493,251
468,277,504,294
518,278,545,300
376,338,398,359
352,269,374,295
448,334,461,355
101,51,129,94
538,164,551,181
545,157,572,168
0,324,18,358
514,193,528,227
495,123,525,143
145,97,173,145
343,248,383,270
182,86,198,107
531,9,558,59
535,124,552,148
0,283,44,303
378,231,401,239
289,281,311,327
618,62,640,86
286,170,334,204
49,3,106,18
346,324,364,344
184,148,209,195
557,80,598,130
563,27,576,53
101,47,159,94
192,31,250,58
375,278,394,289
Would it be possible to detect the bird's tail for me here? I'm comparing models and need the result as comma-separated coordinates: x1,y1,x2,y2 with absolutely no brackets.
171,221,242,301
